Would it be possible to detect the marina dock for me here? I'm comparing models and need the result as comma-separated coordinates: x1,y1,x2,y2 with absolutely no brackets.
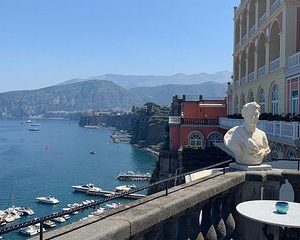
87,190,145,199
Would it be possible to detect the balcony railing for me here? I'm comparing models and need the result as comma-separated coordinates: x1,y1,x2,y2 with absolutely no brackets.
258,12,267,27
241,35,247,45
257,65,266,77
240,76,247,85
236,41,241,50
182,118,218,125
270,58,280,72
249,25,256,37
248,71,255,82
169,117,219,126
288,51,300,69
30,169,300,240
219,117,300,140
169,116,181,124
271,0,280,14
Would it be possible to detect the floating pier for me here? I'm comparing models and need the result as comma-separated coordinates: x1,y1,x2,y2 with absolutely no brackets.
87,190,145,200
116,171,151,181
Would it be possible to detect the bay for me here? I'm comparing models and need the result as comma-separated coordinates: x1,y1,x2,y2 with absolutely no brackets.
0,119,157,239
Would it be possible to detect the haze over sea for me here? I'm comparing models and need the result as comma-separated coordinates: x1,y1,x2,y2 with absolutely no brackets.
0,119,156,239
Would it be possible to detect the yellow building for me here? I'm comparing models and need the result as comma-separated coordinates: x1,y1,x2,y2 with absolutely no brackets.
223,0,300,159
228,0,300,115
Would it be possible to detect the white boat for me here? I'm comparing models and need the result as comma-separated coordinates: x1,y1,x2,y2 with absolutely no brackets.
105,203,121,209
4,214,15,223
62,207,71,211
71,211,79,215
36,196,59,204
63,214,70,220
72,183,102,193
30,123,41,126
18,207,34,216
44,220,56,228
115,185,137,193
25,120,32,124
20,226,38,236
53,217,66,223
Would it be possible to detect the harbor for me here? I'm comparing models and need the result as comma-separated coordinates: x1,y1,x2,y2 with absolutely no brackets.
0,119,156,239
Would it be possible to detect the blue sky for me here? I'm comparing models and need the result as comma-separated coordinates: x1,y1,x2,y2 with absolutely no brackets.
0,0,240,92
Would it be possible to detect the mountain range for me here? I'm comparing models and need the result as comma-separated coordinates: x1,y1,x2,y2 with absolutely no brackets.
0,73,230,118
59,71,231,89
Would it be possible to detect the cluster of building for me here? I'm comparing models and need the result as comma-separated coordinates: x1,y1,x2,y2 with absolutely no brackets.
167,0,300,170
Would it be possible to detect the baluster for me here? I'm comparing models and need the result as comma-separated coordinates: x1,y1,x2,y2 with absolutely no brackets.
213,198,226,240
187,205,202,240
198,201,217,240
163,217,177,240
222,194,235,240
177,211,191,240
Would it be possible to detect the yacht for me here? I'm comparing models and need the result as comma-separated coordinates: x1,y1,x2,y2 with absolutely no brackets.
4,214,15,223
25,120,32,124
36,196,59,204
30,123,41,126
72,183,102,193
105,203,121,209
20,226,38,236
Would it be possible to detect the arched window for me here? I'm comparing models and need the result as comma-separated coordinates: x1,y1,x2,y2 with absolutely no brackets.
272,84,279,114
248,90,254,102
258,88,266,113
271,144,283,159
241,93,246,109
286,149,297,159
208,133,223,147
189,132,203,149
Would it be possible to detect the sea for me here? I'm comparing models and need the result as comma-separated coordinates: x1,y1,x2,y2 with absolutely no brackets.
0,119,157,240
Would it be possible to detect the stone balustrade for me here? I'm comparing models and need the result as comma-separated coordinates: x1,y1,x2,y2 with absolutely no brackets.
32,169,300,240
219,117,300,140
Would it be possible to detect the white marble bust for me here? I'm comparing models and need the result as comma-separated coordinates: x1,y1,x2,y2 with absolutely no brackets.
224,102,270,166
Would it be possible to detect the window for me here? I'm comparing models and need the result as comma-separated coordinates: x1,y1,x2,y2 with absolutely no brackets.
272,85,279,114
248,90,254,102
259,88,265,113
189,132,203,149
291,90,298,114
208,133,223,147
271,144,283,159
286,149,297,159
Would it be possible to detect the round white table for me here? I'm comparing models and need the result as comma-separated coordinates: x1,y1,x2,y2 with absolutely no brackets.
236,200,300,240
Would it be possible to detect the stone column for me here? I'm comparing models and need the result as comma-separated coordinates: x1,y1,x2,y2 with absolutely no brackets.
265,42,270,74
213,198,226,240
199,201,217,240
239,16,243,44
187,205,202,240
254,49,258,80
255,0,259,29
279,32,285,68
266,0,271,18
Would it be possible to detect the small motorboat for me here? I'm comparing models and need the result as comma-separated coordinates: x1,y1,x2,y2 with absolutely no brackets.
25,120,32,124
18,207,34,216
36,196,59,204
90,150,96,154
115,185,137,193
29,128,39,132
43,220,56,228
63,214,70,220
53,217,66,223
20,226,38,236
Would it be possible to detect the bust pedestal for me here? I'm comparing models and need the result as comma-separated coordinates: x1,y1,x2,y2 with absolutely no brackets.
229,162,272,171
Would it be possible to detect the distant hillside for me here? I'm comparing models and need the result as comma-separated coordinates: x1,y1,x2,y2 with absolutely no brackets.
59,71,232,89
129,82,227,104
0,80,227,118
0,80,141,118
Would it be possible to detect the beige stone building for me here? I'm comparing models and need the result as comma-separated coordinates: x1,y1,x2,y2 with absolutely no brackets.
228,0,300,115
223,0,300,159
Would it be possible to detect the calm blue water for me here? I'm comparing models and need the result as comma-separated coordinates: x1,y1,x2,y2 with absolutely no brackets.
0,119,157,239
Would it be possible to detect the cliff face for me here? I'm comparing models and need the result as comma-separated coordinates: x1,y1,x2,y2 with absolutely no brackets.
79,103,170,147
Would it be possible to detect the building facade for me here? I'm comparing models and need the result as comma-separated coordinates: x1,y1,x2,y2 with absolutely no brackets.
169,95,227,151
229,0,300,115
226,0,300,159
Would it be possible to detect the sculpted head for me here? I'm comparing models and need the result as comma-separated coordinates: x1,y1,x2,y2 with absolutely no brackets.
241,102,260,133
